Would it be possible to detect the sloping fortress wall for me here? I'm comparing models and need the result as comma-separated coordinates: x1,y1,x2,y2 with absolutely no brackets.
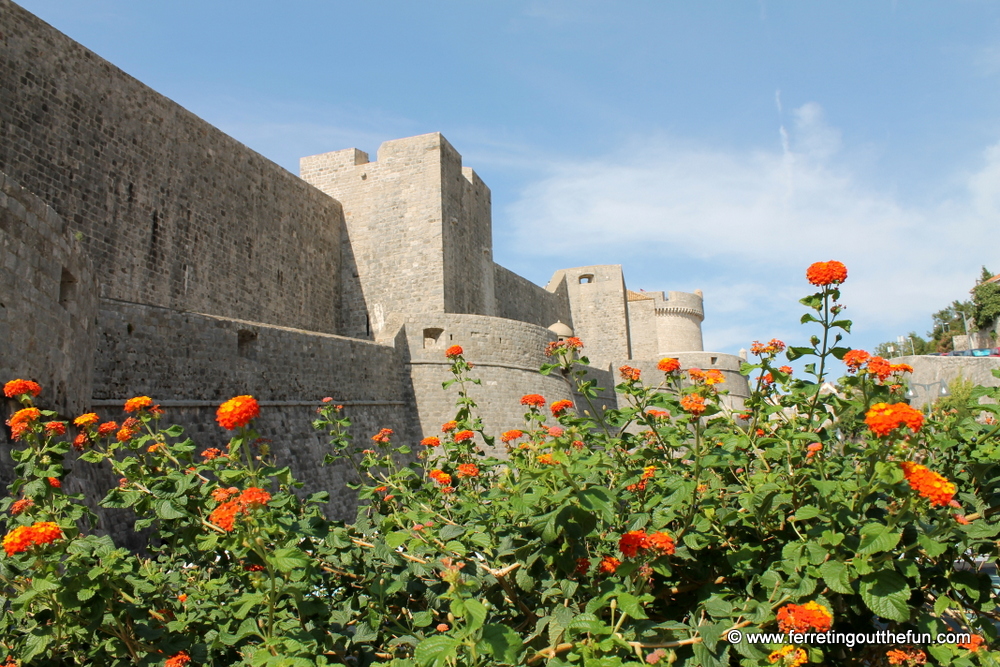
1,1,747,538
0,0,344,334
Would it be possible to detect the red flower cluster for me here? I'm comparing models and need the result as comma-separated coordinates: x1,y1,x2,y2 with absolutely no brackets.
165,651,191,667
626,465,656,492
421,436,441,447
97,421,118,437
865,402,924,437
806,260,848,286
775,601,833,634
619,365,641,382
657,357,681,373
208,487,272,531
201,448,223,461
958,635,984,652
124,396,153,413
4,379,42,398
47,477,61,489
441,421,458,432
371,428,393,443
865,356,913,382
6,407,41,440
2,521,63,556
617,529,675,558
680,394,706,416
454,429,475,443
598,556,621,574
550,400,574,416
750,339,786,356
520,394,545,407
456,463,479,478
544,337,584,356
445,345,464,359
44,421,66,436
900,462,956,507
887,648,927,665
216,395,260,430
10,498,33,515
500,430,523,443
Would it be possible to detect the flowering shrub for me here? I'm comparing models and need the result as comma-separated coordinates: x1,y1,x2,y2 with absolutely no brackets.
2,262,1000,666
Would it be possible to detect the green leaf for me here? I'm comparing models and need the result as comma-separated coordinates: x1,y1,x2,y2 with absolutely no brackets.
478,623,523,664
411,610,433,628
819,560,853,595
439,524,465,540
272,548,309,573
155,499,186,520
463,598,488,632
859,571,911,622
857,523,901,555
414,635,461,667
386,531,410,549
918,533,948,558
791,505,821,521
617,592,649,619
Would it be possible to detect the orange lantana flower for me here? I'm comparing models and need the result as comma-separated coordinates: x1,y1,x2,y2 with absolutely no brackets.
124,396,153,413
900,461,956,507
421,436,441,447
520,394,545,407
456,463,479,478
550,399,574,416
619,366,641,382
806,260,848,286
216,395,260,430
776,601,833,634
680,394,706,416
657,357,681,373
445,345,464,359
3,379,42,398
865,402,924,437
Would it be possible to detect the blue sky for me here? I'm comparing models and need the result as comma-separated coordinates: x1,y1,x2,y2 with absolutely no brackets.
17,1,1000,358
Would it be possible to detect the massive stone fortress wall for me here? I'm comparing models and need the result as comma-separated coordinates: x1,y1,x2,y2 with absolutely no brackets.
0,0,344,334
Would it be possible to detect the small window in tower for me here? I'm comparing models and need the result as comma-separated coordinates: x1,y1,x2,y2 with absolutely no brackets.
237,329,258,359
423,328,444,348
579,274,594,284
710,356,718,365
59,268,76,308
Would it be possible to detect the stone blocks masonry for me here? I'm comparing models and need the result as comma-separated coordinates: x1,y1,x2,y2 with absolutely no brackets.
0,0,748,539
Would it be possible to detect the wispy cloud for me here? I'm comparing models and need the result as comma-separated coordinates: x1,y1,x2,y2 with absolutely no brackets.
504,103,1000,352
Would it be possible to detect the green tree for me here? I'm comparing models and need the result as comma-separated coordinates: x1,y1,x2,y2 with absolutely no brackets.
972,266,1000,331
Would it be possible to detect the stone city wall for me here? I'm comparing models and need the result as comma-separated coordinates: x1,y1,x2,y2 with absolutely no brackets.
90,299,419,524
891,355,1000,410
550,265,633,370
0,0,344,334
493,264,573,330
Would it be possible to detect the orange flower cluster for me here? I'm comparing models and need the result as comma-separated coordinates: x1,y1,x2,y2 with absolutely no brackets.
201,448,223,461
865,356,913,382
806,443,822,459
2,521,63,556
500,430,524,443
520,394,545,407
865,402,924,437
843,349,870,371
618,529,675,558
124,396,153,413
537,453,558,465
776,601,833,634
900,462,956,507
454,430,475,443
456,463,479,478
428,470,452,486
619,365,641,382
44,421,66,436
6,407,41,440
47,477,61,489
626,465,656,492
445,345,464,359
768,645,807,666
657,357,681,373
806,260,848,286
74,413,100,428
371,428,393,444
116,417,141,442
689,368,725,385
544,337,584,356
680,394,706,416
550,400,574,416
208,487,272,531
887,648,927,665
216,395,260,430
97,421,118,437
10,498,33,515
4,378,42,398
750,339,786,356
164,651,191,667
421,436,441,447
598,556,621,574
958,635,984,652
441,421,458,432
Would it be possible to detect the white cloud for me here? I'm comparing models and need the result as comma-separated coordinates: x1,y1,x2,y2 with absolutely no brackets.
505,103,1000,352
